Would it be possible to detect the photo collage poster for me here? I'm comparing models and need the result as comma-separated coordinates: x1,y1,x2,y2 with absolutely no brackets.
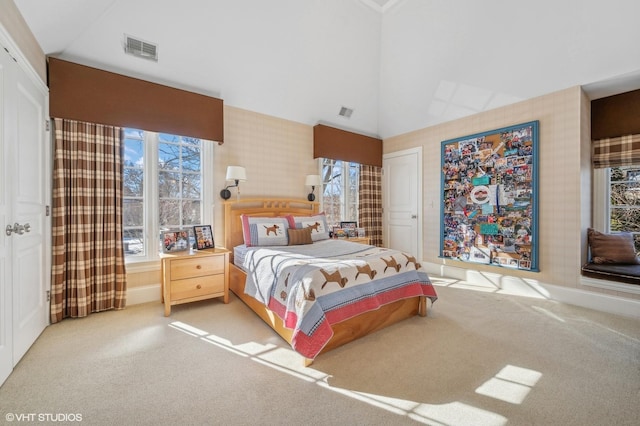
440,121,539,271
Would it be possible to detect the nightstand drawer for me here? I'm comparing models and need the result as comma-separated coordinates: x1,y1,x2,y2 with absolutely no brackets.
171,274,225,300
170,255,225,280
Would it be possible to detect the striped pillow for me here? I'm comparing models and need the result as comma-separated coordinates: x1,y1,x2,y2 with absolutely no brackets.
588,228,639,264
286,213,330,242
288,227,313,245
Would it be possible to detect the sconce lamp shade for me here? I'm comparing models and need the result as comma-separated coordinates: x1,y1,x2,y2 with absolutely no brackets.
305,174,322,187
220,166,247,200
305,174,322,201
226,166,247,182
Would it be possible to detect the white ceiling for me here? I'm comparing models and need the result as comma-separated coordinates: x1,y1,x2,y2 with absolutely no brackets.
13,0,640,139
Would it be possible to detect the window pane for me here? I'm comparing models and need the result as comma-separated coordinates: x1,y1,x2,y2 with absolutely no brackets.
124,136,144,167
159,171,181,198
123,198,143,226
609,165,640,252
321,158,360,227
123,128,206,260
123,167,143,197
182,200,201,225
123,228,144,257
159,199,181,228
159,133,180,143
181,144,201,172
182,173,201,199
159,142,181,170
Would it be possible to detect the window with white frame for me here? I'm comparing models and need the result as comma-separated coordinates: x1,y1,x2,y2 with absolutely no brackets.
593,165,640,252
320,158,359,228
123,128,213,261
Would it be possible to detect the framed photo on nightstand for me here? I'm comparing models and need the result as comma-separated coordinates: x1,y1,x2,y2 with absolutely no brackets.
193,225,215,250
162,230,190,253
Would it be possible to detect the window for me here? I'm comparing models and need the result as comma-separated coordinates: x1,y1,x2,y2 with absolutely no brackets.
594,165,640,252
123,128,213,261
320,158,359,227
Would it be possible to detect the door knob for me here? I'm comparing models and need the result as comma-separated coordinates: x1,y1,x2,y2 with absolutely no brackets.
5,223,30,236
411,215,418,219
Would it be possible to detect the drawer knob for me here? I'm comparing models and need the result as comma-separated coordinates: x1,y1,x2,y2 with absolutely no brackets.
197,284,202,289
196,265,202,269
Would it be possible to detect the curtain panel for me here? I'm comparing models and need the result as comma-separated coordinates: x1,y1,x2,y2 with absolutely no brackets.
592,133,640,168
358,165,383,247
51,118,127,323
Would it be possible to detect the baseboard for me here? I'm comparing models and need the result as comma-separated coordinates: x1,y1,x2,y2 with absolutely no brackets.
127,284,161,306
423,261,640,319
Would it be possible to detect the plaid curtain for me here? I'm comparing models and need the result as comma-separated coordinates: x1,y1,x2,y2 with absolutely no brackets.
592,134,640,168
51,118,127,323
358,165,383,246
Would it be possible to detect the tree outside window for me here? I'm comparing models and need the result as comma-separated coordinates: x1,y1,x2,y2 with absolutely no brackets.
320,158,359,228
609,165,640,252
123,129,206,259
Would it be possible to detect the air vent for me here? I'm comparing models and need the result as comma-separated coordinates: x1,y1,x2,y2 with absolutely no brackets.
339,106,354,118
124,35,158,61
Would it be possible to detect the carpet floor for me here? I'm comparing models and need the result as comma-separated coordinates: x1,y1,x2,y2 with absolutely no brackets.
1,277,639,425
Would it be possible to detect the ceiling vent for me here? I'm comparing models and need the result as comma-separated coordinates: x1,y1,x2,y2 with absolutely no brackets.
124,35,158,61
339,106,354,118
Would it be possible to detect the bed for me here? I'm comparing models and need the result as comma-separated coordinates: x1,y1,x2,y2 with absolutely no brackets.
224,198,437,364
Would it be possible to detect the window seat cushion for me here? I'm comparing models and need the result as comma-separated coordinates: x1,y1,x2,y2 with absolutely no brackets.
581,262,640,285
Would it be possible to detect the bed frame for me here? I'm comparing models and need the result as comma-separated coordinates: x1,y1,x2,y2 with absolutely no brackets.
224,198,428,364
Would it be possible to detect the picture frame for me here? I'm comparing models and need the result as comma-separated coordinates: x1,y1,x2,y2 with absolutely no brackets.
340,221,357,230
193,225,214,250
333,227,348,239
161,229,190,253
356,227,366,237
440,120,539,271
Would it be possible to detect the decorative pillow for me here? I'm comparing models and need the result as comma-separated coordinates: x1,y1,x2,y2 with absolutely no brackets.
287,227,313,245
588,228,639,265
286,213,330,242
240,215,289,247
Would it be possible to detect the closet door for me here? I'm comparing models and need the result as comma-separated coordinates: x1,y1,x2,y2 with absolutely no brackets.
11,46,49,363
0,35,50,387
0,35,14,387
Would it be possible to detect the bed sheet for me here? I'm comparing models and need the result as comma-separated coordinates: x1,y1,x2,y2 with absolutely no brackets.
239,239,437,358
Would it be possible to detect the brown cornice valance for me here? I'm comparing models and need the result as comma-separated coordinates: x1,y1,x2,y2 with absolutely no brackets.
313,124,382,167
48,57,224,143
591,89,640,141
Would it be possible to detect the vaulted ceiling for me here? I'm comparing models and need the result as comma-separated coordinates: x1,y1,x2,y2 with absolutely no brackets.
14,0,640,139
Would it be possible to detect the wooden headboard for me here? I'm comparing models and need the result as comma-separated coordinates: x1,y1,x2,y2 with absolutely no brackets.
223,198,319,260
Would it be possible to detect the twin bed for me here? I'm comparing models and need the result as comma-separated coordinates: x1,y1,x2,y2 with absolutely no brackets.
224,198,437,364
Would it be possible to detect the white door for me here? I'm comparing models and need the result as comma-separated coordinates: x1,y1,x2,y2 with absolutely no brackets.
0,34,14,387
0,34,50,386
383,147,422,258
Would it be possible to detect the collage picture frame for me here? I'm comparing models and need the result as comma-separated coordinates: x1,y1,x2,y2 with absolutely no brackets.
440,121,539,271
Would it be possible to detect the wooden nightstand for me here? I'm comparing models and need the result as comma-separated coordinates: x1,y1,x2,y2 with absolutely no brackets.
347,237,371,245
160,247,230,316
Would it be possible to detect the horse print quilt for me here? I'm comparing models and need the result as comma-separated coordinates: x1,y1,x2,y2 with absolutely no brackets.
239,239,438,359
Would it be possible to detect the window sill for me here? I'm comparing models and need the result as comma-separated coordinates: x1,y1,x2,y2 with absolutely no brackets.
125,259,161,274
580,276,640,295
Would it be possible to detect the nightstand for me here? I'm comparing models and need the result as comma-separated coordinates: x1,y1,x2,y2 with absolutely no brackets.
160,247,230,316
348,237,371,245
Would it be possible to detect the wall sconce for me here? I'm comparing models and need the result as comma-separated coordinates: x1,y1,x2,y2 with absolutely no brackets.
305,174,322,201
220,166,247,200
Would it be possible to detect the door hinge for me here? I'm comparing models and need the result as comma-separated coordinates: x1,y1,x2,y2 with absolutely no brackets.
46,290,50,302
45,120,50,131
46,205,50,216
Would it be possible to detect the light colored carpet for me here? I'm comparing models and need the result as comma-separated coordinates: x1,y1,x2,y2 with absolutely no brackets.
1,278,639,425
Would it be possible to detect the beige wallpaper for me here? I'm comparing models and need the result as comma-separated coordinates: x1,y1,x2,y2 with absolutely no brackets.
0,0,46,82
385,86,637,302
127,105,319,291
130,89,638,304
